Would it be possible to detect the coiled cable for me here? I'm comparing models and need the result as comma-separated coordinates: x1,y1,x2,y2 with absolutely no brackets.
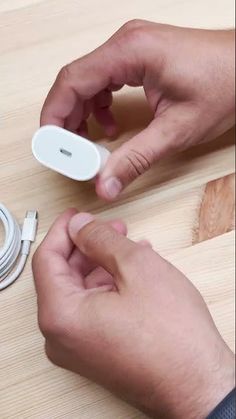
0,204,38,291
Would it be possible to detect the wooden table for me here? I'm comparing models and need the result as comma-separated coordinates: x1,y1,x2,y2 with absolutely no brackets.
0,1,235,418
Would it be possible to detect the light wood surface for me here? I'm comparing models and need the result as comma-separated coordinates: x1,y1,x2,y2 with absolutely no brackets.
0,1,235,418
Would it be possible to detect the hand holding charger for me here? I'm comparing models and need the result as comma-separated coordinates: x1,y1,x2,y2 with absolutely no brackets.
32,125,110,181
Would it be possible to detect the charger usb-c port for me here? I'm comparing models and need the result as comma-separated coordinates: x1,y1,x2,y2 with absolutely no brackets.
60,148,72,158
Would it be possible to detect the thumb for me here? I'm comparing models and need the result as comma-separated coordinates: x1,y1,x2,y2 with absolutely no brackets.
96,118,170,200
96,109,189,200
68,213,138,287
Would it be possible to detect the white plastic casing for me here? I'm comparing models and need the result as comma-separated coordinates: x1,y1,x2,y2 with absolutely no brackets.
32,125,110,181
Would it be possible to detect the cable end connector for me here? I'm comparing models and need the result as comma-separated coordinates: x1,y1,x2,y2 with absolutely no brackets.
21,210,38,242
26,210,38,220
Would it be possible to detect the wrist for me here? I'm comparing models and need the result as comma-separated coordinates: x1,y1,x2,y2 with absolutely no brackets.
207,388,236,419
195,348,235,419
176,346,235,419
139,343,234,419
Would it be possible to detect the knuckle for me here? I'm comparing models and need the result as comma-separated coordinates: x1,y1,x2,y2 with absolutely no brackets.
125,148,153,180
45,341,55,364
38,311,54,338
122,19,145,31
119,19,147,43
38,310,69,340
116,246,155,284
31,250,38,270
57,64,72,84
32,246,42,270
120,248,137,267
45,341,63,368
80,222,116,252
116,246,144,273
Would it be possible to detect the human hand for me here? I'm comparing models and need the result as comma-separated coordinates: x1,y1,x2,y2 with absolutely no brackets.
33,210,235,419
41,22,235,200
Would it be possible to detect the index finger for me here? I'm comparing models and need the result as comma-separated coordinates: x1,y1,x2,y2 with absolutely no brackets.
32,208,81,305
40,22,144,128
40,45,120,127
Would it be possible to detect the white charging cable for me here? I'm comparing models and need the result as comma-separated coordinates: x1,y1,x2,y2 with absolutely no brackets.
0,204,38,291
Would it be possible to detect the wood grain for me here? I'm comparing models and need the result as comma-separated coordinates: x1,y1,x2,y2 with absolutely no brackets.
0,1,235,418
193,174,235,244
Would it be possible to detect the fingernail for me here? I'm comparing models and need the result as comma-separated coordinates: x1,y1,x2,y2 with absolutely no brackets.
104,177,122,199
69,213,95,237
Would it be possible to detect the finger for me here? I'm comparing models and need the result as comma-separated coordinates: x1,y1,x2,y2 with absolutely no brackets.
40,48,120,128
94,89,113,109
69,218,127,276
95,119,157,200
84,237,152,290
83,100,93,121
38,208,78,259
40,22,145,128
65,98,84,132
139,239,152,248
32,208,83,306
93,107,117,137
93,90,117,136
107,83,124,92
84,266,115,290
77,120,89,138
75,100,93,136
96,105,197,200
68,213,138,286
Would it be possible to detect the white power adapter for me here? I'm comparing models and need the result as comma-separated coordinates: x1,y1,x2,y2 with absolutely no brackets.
32,125,110,181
